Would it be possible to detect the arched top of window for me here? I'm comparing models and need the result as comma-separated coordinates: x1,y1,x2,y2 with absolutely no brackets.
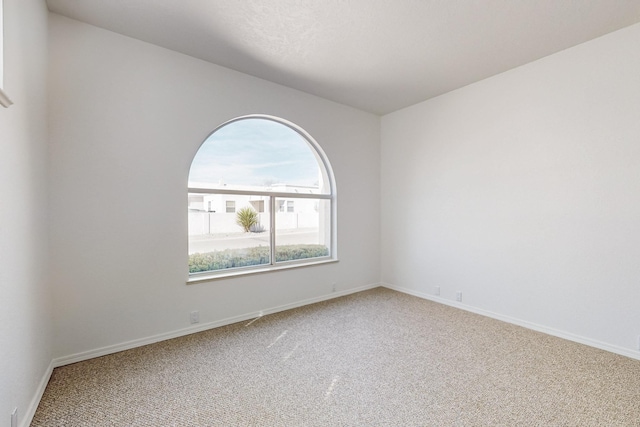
189,116,333,196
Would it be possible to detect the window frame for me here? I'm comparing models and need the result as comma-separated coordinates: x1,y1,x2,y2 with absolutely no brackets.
187,115,337,283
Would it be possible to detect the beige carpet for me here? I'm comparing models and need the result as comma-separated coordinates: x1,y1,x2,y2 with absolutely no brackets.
32,288,640,426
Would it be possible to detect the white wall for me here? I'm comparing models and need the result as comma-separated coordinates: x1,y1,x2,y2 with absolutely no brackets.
0,0,52,425
381,23,640,357
48,14,380,360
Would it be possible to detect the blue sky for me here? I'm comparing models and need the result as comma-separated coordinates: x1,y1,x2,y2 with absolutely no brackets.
189,118,321,188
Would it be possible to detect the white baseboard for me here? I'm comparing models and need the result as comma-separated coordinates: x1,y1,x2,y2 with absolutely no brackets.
382,282,640,361
21,360,54,427
53,282,381,368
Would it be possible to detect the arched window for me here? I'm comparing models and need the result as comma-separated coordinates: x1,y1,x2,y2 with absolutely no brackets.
188,115,336,280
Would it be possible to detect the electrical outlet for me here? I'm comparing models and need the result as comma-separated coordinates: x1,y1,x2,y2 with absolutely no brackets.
637,335,640,351
456,291,462,302
332,282,337,292
190,311,199,324
11,408,17,427
434,286,440,296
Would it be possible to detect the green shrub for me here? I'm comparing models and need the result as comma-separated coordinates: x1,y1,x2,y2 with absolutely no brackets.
189,244,329,273
275,245,329,262
236,207,259,232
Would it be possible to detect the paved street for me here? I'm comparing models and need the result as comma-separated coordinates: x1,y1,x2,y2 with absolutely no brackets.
189,229,320,253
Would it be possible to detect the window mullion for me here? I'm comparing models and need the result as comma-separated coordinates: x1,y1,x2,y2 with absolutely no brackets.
188,187,331,200
269,196,276,265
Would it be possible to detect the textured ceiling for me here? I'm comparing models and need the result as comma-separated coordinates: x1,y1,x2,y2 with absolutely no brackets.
46,0,640,115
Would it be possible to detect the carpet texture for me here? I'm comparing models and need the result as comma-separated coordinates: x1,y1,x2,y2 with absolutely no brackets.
32,288,640,426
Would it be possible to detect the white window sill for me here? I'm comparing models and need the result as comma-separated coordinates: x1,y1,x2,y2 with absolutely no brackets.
187,258,338,284
0,87,12,107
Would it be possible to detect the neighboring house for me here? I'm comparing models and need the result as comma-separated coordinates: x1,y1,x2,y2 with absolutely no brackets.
188,183,323,235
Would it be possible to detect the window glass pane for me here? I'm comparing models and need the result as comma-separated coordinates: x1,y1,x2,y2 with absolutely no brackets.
188,118,330,194
275,198,330,263
188,193,271,273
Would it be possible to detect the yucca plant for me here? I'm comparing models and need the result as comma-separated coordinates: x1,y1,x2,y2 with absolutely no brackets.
236,206,259,232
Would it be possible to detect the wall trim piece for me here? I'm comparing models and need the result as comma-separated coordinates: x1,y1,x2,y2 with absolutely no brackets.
382,282,640,361
53,282,381,367
22,360,54,427
0,87,12,107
